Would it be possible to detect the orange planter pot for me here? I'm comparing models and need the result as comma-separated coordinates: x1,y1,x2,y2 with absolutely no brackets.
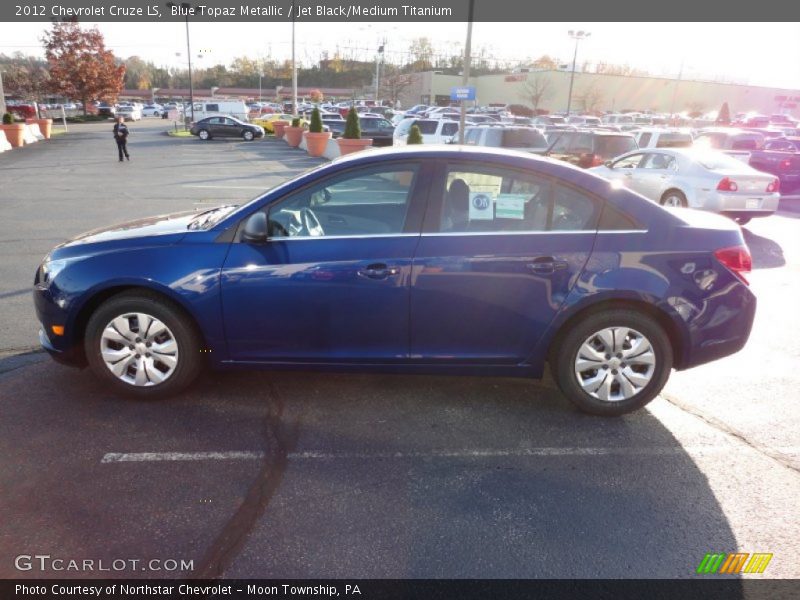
284,126,304,147
272,120,290,139
304,131,331,157
0,123,25,148
36,118,53,139
337,138,373,156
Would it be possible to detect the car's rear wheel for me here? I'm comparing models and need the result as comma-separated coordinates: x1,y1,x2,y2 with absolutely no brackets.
242,130,254,141
198,129,210,140
735,217,751,226
552,309,673,416
84,292,203,399
660,190,687,208
153,111,160,117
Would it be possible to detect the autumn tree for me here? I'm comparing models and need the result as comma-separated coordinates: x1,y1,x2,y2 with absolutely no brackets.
0,53,50,101
575,80,604,114
717,102,731,124
309,88,324,103
520,73,553,112
42,23,125,114
407,37,434,71
532,55,558,70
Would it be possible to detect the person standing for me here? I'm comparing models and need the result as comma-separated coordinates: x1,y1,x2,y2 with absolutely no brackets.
113,116,130,162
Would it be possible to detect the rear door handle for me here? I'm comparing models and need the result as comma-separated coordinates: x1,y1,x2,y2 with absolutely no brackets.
358,263,400,280
527,257,569,274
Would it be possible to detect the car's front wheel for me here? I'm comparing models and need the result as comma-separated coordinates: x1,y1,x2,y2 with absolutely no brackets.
242,130,255,141
198,129,210,140
552,309,673,416
84,292,203,399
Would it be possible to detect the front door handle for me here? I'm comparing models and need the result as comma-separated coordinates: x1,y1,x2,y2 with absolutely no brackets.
358,263,400,280
527,257,569,274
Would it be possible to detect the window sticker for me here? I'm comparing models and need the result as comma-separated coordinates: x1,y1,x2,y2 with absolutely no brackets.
469,192,495,220
496,194,527,220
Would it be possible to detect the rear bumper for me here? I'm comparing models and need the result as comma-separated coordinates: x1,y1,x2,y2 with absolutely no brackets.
703,191,780,214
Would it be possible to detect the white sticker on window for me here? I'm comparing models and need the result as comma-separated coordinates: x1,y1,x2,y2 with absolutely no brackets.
496,194,527,220
469,192,495,220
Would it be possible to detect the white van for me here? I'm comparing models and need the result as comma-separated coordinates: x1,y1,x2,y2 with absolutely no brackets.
394,119,459,146
190,100,249,122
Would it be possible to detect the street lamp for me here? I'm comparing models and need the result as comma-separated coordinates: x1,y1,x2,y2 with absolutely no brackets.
259,73,263,103
565,29,590,117
375,43,385,103
167,2,195,125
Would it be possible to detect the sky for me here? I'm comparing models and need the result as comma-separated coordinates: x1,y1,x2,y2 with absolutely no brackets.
1,21,799,90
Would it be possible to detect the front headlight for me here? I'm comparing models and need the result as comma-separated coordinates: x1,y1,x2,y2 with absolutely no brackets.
40,258,71,284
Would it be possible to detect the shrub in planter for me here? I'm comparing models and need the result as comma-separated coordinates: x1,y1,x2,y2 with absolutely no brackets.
2,113,13,125
284,116,305,147
337,107,372,155
407,125,423,144
304,107,331,157
0,112,25,147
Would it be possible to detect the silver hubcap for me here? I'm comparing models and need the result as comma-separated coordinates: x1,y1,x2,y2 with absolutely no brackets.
100,313,179,387
663,195,682,207
199,130,208,139
574,327,656,402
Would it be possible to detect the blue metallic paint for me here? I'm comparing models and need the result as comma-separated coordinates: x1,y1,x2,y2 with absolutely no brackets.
33,147,756,379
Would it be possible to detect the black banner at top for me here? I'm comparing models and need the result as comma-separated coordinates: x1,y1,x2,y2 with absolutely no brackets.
2,0,800,22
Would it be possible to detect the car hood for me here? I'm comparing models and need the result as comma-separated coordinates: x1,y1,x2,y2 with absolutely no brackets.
49,210,199,259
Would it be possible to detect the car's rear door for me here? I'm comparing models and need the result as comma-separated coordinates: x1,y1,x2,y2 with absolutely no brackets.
409,159,598,363
220,160,432,362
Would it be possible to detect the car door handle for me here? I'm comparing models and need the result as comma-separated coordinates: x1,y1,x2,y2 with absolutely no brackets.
358,264,400,280
527,257,568,274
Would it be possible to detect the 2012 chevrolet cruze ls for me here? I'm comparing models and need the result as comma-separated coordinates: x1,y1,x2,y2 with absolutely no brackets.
34,147,756,416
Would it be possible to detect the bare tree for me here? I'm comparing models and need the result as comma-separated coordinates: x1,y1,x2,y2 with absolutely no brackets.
380,73,416,107
575,80,604,114
519,73,553,113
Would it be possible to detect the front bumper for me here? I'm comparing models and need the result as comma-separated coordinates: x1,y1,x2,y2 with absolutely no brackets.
34,286,85,367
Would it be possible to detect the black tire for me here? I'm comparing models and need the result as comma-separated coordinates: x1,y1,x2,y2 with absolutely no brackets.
84,291,204,399
198,129,211,141
551,309,673,416
735,217,751,226
660,190,687,208
153,111,160,118
242,130,255,141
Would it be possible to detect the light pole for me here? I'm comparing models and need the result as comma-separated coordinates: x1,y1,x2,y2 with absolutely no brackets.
259,73,263,103
458,0,475,145
167,2,195,126
565,29,590,117
0,70,6,117
375,42,384,103
291,0,298,116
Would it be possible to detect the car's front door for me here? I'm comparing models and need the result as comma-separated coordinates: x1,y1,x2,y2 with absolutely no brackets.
409,161,598,363
220,161,430,361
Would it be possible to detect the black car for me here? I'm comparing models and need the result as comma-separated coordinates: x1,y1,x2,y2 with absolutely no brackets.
322,118,347,138
358,116,395,146
190,116,265,141
546,130,638,168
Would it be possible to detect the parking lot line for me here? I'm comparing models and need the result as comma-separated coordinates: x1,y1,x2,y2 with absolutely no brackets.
182,184,268,190
101,445,800,464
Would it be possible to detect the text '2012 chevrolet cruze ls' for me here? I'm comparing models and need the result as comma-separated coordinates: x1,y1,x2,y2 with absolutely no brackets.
34,147,756,416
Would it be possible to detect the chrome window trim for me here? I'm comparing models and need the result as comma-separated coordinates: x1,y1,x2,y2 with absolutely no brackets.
266,233,420,242
264,230,649,242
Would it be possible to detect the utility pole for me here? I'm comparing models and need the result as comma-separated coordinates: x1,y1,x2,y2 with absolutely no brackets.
669,60,684,125
458,0,475,145
0,70,6,117
375,42,385,104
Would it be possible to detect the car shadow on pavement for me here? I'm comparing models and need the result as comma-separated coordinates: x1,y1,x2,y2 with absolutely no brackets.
0,363,742,585
741,228,785,269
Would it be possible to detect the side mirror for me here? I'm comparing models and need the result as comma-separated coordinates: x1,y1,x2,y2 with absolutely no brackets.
242,212,268,243
604,161,613,168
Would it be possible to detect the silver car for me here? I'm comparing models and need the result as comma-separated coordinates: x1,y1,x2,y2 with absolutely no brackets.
589,148,780,225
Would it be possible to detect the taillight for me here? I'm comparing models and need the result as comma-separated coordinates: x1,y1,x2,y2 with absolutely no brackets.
716,177,738,192
779,159,791,170
714,245,752,285
590,154,604,167
766,178,780,193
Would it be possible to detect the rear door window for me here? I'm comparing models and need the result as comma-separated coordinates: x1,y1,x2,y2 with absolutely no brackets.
441,122,459,137
595,136,637,158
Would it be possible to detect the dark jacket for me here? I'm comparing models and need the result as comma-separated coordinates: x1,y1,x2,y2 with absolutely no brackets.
113,122,129,141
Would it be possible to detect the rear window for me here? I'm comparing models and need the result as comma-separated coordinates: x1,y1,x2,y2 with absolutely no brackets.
501,128,548,149
415,120,438,135
656,133,693,148
594,135,637,158
693,152,752,170
731,137,760,150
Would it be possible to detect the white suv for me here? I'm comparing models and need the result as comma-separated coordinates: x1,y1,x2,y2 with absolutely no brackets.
393,119,459,146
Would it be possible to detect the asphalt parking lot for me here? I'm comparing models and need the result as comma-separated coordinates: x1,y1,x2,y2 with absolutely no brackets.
0,119,799,579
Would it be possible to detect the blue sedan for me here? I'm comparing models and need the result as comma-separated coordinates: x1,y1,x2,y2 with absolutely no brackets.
33,147,756,416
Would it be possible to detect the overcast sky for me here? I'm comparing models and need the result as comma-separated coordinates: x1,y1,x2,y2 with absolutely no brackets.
2,21,799,89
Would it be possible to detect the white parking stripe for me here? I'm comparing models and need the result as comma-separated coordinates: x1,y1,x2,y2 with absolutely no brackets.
101,446,800,463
